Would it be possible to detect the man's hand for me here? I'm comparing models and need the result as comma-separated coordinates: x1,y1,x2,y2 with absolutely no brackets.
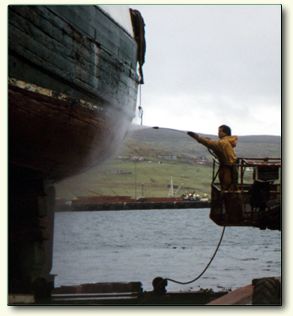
187,131,199,139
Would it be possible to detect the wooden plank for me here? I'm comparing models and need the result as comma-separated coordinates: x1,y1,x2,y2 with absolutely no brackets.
207,284,253,305
9,6,137,79
10,6,136,66
9,5,138,121
9,23,137,110
9,11,101,78
49,5,136,62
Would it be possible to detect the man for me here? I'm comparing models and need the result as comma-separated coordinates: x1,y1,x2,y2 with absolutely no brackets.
187,125,238,190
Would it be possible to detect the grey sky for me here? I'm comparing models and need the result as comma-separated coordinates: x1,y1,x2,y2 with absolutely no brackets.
131,5,281,136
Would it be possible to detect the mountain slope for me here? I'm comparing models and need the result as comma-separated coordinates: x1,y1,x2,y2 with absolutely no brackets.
56,125,281,199
121,125,281,160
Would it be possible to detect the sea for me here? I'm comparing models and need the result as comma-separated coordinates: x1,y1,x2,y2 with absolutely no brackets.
52,208,281,293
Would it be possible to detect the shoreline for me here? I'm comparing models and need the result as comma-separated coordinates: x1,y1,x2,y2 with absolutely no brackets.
55,200,211,212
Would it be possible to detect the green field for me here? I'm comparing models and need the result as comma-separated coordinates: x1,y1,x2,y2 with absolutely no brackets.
55,125,281,200
56,159,212,199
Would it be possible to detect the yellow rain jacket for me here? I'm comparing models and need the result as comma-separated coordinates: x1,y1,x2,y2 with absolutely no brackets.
196,135,238,165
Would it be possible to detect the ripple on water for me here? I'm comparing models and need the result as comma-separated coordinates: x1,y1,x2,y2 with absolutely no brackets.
52,209,281,291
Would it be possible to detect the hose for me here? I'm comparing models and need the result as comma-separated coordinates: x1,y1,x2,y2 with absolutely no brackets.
152,125,225,286
165,225,226,285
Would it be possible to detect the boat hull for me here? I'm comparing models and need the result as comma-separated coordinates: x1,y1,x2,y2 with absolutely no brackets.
8,5,143,300
9,79,132,181
9,5,139,181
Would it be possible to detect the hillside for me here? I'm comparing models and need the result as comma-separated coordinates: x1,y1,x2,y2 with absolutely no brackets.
55,124,281,200
121,125,281,161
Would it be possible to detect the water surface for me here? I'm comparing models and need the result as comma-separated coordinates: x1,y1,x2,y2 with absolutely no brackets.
52,208,281,292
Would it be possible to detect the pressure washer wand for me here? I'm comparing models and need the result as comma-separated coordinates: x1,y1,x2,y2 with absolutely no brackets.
152,126,188,134
152,126,198,140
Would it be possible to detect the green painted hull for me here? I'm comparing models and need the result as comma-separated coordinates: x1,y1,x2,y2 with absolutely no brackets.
9,5,139,181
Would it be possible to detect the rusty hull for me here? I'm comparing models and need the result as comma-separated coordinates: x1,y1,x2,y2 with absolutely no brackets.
9,79,131,181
